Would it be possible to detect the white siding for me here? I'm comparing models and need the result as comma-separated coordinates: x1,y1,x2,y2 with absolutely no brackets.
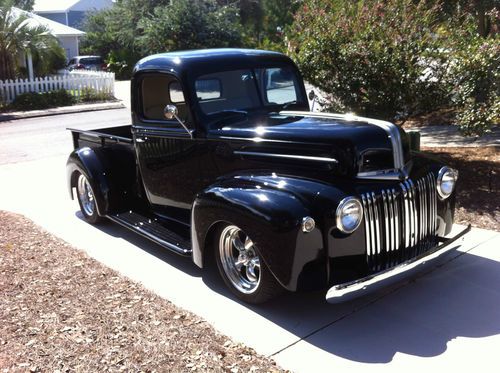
58,35,79,60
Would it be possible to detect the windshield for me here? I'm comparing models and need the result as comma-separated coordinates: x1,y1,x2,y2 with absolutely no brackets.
195,66,303,115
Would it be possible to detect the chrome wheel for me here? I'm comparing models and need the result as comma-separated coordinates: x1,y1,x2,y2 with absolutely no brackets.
218,225,261,294
77,174,95,216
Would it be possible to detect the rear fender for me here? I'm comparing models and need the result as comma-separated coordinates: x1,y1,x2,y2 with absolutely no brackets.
67,146,135,215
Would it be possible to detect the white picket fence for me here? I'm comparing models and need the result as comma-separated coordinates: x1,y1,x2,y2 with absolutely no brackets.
0,71,115,103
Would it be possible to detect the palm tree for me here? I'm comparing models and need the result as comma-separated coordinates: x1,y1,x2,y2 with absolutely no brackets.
0,0,64,80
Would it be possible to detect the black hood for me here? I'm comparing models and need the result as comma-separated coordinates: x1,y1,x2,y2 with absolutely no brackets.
207,114,398,176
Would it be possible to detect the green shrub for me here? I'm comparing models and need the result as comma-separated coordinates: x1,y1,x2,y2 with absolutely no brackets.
289,0,453,122
10,89,75,111
451,38,500,136
77,87,113,103
105,50,132,80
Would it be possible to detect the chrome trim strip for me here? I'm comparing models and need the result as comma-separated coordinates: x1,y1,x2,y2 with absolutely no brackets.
218,136,294,144
234,150,339,163
280,110,405,170
326,225,471,303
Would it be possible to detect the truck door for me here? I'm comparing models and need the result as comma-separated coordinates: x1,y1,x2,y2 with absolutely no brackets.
132,72,198,224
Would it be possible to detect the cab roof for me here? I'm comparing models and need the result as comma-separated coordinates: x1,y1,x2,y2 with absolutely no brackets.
133,48,296,78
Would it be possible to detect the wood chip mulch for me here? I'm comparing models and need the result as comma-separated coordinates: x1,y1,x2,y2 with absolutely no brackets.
0,211,286,373
422,146,499,231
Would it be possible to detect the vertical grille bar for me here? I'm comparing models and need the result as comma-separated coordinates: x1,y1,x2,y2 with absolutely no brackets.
430,173,437,235
382,190,390,253
409,180,418,248
422,177,428,239
367,194,376,258
392,188,399,252
361,195,372,265
371,192,381,264
361,172,439,271
417,180,423,243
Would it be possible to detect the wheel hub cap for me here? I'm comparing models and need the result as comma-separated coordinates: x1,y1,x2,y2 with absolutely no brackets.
77,174,95,216
219,225,261,294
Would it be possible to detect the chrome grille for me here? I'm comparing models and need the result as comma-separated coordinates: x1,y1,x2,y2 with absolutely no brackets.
361,173,438,271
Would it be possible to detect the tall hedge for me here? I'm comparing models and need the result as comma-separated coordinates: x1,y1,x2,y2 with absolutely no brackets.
289,0,453,122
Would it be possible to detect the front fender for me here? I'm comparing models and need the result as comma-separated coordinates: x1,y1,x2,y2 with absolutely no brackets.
191,173,348,291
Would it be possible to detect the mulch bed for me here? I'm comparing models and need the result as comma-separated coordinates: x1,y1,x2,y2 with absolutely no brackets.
0,211,285,373
421,146,499,231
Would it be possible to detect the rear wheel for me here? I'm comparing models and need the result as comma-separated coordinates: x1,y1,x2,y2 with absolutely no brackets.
214,224,283,304
76,172,103,224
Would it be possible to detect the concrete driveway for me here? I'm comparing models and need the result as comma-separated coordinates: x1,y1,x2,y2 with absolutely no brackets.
1,155,499,372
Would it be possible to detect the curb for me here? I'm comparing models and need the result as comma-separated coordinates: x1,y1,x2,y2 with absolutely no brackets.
0,101,126,122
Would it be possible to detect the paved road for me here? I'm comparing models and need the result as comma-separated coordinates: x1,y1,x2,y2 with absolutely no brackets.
0,108,129,165
1,111,499,373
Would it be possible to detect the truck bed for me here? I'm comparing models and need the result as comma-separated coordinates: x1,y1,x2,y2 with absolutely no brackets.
69,125,133,149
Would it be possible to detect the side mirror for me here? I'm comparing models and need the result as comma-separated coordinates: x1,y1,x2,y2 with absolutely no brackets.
163,104,193,139
163,104,178,120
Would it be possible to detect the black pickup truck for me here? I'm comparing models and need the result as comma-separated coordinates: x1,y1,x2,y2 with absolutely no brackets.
67,48,469,304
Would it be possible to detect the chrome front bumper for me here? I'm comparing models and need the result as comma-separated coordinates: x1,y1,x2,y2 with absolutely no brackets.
326,224,471,303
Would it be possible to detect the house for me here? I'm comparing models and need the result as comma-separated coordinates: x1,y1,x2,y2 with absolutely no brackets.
33,0,114,29
11,7,85,79
12,8,85,60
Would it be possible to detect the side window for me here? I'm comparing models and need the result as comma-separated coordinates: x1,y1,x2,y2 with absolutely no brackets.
195,79,221,100
141,75,188,122
264,68,297,105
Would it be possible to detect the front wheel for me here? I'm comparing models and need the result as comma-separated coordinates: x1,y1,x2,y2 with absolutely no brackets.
214,224,283,304
76,172,103,224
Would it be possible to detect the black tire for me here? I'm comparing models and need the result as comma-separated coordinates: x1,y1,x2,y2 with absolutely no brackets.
75,171,103,224
214,223,283,304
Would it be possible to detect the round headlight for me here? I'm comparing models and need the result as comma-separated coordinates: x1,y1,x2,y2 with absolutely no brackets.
336,197,363,233
437,167,458,200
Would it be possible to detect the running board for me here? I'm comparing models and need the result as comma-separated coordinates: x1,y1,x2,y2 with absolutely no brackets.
107,211,192,256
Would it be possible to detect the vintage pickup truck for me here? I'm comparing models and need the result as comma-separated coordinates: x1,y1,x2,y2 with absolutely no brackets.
67,49,469,304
